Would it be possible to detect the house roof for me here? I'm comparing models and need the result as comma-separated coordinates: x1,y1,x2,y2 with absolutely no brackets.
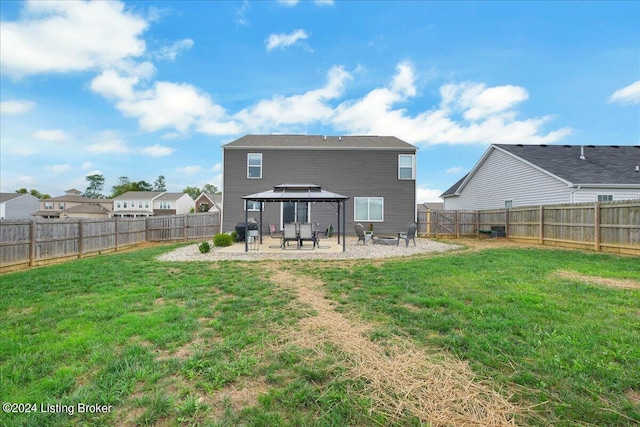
223,134,416,151
442,144,640,197
197,193,222,205
61,203,111,214
417,202,443,212
114,191,164,200
42,194,111,203
156,192,190,201
1,193,29,203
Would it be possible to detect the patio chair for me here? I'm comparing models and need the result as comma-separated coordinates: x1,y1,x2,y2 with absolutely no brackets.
298,223,315,249
267,223,283,248
397,221,417,247
355,223,368,245
281,223,298,249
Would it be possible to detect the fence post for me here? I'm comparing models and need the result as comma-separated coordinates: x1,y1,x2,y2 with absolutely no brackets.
29,220,36,267
455,211,460,238
475,211,479,238
594,202,601,251
505,208,510,237
115,218,119,251
145,218,150,242
183,214,188,242
539,205,544,245
78,219,84,259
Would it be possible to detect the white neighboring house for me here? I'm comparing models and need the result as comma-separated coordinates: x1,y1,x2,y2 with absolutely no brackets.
112,192,195,217
442,144,640,210
0,193,40,219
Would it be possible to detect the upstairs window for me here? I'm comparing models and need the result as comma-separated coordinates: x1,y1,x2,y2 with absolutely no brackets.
398,154,416,180
597,194,613,202
59,203,65,209
159,201,171,209
44,202,54,210
247,153,262,179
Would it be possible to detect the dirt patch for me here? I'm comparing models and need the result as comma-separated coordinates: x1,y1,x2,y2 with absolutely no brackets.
553,270,640,290
625,388,640,404
269,266,520,426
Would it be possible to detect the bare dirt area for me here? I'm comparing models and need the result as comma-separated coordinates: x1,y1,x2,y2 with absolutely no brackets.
552,270,640,290
267,265,521,426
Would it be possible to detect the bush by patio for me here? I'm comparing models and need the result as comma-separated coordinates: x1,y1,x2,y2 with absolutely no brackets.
214,233,234,247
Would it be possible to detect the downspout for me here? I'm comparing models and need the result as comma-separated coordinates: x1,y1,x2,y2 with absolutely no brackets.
569,185,581,203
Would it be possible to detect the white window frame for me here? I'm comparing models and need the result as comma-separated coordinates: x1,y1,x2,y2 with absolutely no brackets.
245,200,263,211
504,200,513,208
597,194,613,202
44,202,54,210
247,153,262,179
116,201,122,209
398,154,416,180
354,197,384,222
159,201,171,209
145,201,150,209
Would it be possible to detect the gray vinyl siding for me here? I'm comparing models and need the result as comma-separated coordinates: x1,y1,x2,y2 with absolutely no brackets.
572,188,640,203
444,149,571,210
223,148,416,235
1,194,40,219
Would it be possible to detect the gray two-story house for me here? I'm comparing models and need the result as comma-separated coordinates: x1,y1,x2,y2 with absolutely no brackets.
222,135,417,235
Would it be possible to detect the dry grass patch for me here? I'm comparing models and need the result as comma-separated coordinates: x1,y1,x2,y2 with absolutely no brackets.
269,267,521,426
553,270,640,290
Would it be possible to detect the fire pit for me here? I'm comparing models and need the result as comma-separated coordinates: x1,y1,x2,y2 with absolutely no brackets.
372,236,398,245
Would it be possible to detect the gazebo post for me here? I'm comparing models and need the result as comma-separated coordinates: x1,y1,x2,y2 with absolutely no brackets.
342,200,346,252
259,202,263,244
337,202,341,244
244,205,249,252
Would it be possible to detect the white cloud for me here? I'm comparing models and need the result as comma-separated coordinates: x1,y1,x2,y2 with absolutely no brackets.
315,0,335,5
416,186,443,203
276,0,299,6
266,29,309,51
177,165,202,175
156,38,194,61
85,169,103,176
608,81,640,105
235,1,251,26
47,164,72,174
446,166,462,174
82,162,93,170
140,144,174,157
235,65,351,132
212,163,222,172
32,129,69,141
0,99,36,115
86,131,131,154
0,0,148,77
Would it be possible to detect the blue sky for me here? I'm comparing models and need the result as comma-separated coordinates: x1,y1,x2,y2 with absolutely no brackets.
1,0,639,201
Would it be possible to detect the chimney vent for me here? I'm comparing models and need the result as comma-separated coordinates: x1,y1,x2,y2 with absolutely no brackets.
338,136,342,141
636,165,639,173
580,146,586,160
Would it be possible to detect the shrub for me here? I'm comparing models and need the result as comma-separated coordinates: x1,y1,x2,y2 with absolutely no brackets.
214,233,234,247
230,230,238,242
198,241,211,253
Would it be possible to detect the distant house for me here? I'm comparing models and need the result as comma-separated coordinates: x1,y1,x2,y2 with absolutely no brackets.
112,192,195,217
195,192,222,213
442,144,640,210
32,191,112,219
416,202,443,214
222,134,417,234
0,193,40,219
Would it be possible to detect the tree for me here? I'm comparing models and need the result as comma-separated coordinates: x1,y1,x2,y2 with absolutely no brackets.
111,177,154,198
16,188,51,199
153,175,166,192
84,174,105,199
182,186,201,200
202,183,220,194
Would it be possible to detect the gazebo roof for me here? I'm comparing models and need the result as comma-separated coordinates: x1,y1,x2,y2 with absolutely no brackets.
242,184,348,203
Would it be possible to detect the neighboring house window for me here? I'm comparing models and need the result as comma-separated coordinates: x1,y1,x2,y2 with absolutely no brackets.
123,201,128,208
597,195,613,202
247,153,262,178
398,154,416,180
245,200,262,211
44,202,54,210
138,201,143,208
145,202,150,209
354,197,384,222
159,201,171,209
59,203,65,209
505,200,513,208
116,201,122,209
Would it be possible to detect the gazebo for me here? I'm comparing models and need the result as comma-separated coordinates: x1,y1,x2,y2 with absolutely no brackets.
241,184,349,252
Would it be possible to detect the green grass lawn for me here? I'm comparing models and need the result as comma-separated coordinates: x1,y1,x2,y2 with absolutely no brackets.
1,243,638,426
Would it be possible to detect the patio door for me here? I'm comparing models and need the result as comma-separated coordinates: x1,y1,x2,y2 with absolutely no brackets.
282,202,309,227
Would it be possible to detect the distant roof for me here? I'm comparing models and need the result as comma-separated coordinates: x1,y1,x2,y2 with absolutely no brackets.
156,192,190,201
1,193,31,203
198,193,222,205
114,191,164,199
223,135,416,151
62,203,111,214
43,194,111,203
417,202,443,212
442,144,640,197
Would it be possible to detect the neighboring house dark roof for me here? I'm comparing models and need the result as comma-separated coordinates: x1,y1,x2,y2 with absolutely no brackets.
495,144,640,185
114,191,164,200
223,135,417,150
417,202,443,212
31,210,61,217
0,193,28,203
442,144,640,197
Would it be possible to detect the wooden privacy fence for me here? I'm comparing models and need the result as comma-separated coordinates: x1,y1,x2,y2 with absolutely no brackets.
0,212,220,271
418,200,640,255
